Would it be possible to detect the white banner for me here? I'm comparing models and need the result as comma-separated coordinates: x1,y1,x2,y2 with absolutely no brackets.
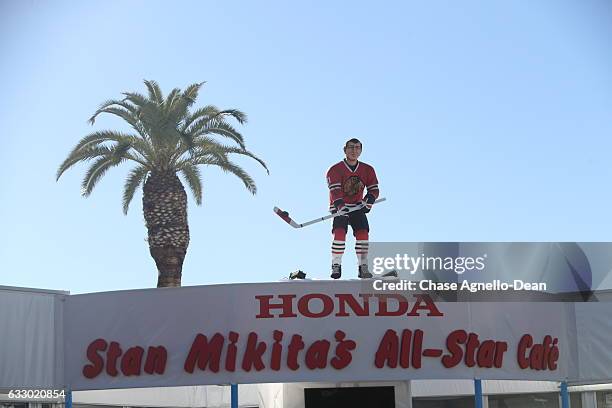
64,281,580,390
0,287,65,388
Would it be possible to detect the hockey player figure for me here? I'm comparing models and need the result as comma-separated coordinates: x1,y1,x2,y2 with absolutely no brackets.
327,138,379,279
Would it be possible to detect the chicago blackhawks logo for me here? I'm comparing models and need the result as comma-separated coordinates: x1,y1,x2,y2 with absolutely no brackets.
343,176,364,197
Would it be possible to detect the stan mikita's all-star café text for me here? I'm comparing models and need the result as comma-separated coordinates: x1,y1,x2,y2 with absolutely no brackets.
80,293,559,379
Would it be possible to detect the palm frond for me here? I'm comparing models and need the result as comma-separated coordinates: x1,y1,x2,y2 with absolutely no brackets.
113,95,164,149
124,136,154,163
180,105,220,132
122,165,149,214
185,108,247,127
89,107,145,136
80,157,122,197
89,99,137,124
60,80,266,213
170,135,225,166
88,102,151,142
123,152,148,167
168,82,206,125
62,130,130,158
57,145,113,180
219,109,247,125
143,80,163,104
178,131,196,152
194,156,257,194
197,120,246,149
209,145,269,174
121,92,149,108
186,140,269,174
183,82,204,102
90,106,134,124
163,88,181,113
179,163,203,205
185,116,220,137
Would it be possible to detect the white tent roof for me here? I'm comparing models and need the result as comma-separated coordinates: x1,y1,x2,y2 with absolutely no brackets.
73,384,278,408
70,380,561,408
3,285,612,408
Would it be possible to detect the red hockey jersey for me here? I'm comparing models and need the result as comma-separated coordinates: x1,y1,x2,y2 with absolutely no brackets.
326,159,379,211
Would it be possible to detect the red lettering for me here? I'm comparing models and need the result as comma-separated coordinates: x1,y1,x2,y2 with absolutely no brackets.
374,294,408,316
298,294,334,318
465,333,480,367
184,333,224,373
106,341,122,377
270,330,283,371
519,335,559,371
121,346,144,376
287,334,305,370
400,329,412,368
443,331,507,369
408,294,444,316
225,332,239,372
375,329,399,368
529,343,544,370
84,340,169,379
517,334,533,369
549,338,559,370
442,330,467,368
255,295,297,318
542,336,552,367
83,338,107,379
143,346,167,375
412,329,424,368
255,293,442,318
476,340,495,368
494,342,507,368
336,294,371,316
242,332,266,371
305,340,330,369
331,330,355,369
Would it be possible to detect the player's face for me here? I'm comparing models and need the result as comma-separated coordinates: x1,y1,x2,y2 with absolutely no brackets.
344,142,362,162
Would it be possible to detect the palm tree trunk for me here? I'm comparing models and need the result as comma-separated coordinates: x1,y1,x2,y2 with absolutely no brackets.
143,171,190,287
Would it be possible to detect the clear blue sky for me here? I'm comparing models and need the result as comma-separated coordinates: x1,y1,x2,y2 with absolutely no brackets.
2,0,612,294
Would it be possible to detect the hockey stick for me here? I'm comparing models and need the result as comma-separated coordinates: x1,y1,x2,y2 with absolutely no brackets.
274,197,386,228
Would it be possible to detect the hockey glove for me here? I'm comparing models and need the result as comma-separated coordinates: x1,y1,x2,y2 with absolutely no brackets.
362,193,376,213
333,199,350,216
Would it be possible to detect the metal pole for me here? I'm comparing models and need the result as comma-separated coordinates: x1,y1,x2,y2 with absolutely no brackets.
561,381,570,408
231,384,238,408
474,379,483,408
65,388,72,408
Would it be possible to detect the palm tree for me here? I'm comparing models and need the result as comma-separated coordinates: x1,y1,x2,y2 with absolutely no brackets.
57,80,268,287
